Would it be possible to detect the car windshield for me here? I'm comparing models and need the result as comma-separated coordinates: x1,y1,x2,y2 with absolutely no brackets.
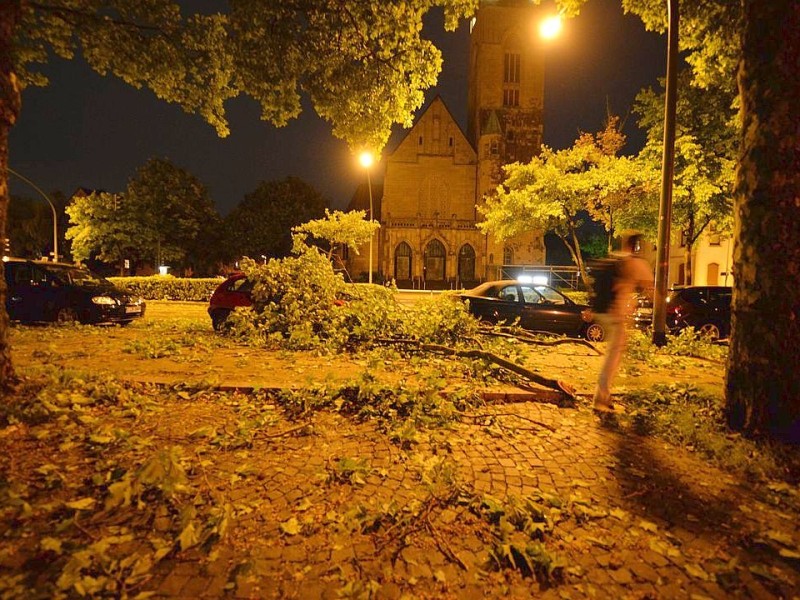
47,265,109,287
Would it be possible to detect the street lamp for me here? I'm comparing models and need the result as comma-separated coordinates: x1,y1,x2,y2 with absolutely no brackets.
539,14,563,40
7,167,59,262
652,0,679,346
358,151,375,284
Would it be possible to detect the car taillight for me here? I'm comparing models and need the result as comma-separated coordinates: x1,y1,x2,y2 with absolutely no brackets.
580,309,593,323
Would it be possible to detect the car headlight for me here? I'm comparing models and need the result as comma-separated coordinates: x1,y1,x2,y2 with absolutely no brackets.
92,296,116,305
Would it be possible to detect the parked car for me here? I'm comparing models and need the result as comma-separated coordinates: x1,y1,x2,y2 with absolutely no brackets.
208,273,253,330
633,285,732,340
458,280,605,341
2,258,145,325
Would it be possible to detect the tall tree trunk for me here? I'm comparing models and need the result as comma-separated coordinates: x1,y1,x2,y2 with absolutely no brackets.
726,0,800,442
0,2,21,390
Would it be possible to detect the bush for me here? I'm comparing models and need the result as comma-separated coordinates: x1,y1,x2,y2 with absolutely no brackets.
109,275,222,302
224,252,480,352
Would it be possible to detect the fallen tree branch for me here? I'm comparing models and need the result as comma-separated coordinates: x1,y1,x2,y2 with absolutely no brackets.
425,517,469,571
479,327,602,355
375,339,575,400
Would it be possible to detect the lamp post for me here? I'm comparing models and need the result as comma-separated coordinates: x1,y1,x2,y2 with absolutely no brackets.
652,0,679,346
358,151,375,284
7,167,59,262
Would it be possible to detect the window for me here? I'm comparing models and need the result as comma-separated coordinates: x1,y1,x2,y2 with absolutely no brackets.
520,286,541,304
502,246,514,265
458,244,476,282
504,53,520,84
534,286,566,305
490,140,499,156
395,242,412,281
503,89,520,107
503,52,521,107
499,285,519,302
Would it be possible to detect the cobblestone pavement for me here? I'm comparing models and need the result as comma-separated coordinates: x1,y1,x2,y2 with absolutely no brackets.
140,399,799,600
6,316,798,599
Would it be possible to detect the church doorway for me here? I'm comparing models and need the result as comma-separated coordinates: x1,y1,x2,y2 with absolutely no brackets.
424,239,446,286
458,244,477,288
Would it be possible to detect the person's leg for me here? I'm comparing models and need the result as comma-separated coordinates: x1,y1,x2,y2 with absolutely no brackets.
595,316,625,407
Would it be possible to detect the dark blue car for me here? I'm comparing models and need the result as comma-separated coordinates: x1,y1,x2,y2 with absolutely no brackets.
3,258,145,325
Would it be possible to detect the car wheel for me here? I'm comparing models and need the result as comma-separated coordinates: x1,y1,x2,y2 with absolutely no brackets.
56,307,79,324
697,322,721,341
585,322,605,342
211,309,232,331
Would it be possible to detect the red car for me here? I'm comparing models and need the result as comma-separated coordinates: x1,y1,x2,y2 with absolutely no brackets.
208,273,253,330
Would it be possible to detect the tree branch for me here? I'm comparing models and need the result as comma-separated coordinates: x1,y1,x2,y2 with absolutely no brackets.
375,338,576,399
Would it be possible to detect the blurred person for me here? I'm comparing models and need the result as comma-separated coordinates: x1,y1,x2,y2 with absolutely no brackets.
593,233,654,412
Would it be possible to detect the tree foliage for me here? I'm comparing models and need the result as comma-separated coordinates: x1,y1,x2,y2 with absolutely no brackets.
223,177,328,262
65,159,221,274
291,208,379,264
632,69,737,283
125,157,221,270
228,233,476,352
66,191,141,271
13,0,477,150
480,121,657,283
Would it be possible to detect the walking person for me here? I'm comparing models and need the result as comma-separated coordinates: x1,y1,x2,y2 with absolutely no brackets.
593,233,654,412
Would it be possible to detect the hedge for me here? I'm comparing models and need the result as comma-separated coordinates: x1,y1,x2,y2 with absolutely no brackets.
109,276,223,302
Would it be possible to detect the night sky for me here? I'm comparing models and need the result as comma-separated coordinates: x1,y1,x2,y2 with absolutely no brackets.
9,0,666,215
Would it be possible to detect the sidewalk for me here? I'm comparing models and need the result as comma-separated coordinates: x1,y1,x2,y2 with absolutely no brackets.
136,398,798,599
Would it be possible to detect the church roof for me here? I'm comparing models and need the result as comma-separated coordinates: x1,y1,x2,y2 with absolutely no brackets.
483,110,502,136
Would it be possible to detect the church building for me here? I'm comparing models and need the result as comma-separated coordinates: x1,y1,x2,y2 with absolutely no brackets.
345,0,548,288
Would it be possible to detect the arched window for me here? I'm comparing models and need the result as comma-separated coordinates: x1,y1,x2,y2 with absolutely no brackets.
424,239,446,281
502,246,514,265
395,242,412,281
458,244,476,283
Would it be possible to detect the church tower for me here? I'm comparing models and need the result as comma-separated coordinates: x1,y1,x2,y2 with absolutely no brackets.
468,0,547,274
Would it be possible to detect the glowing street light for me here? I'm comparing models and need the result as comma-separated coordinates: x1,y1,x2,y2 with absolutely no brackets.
358,151,376,284
539,14,563,40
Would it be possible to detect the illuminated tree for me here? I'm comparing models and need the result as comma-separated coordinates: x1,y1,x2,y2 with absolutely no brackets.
479,125,656,284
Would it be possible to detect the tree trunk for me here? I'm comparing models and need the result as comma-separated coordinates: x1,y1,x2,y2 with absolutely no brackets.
557,231,588,288
0,2,21,390
726,0,800,442
569,225,589,286
684,212,694,285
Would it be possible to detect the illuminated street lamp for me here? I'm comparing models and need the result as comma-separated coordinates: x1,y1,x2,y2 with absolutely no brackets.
358,151,376,284
8,167,59,262
539,14,563,40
